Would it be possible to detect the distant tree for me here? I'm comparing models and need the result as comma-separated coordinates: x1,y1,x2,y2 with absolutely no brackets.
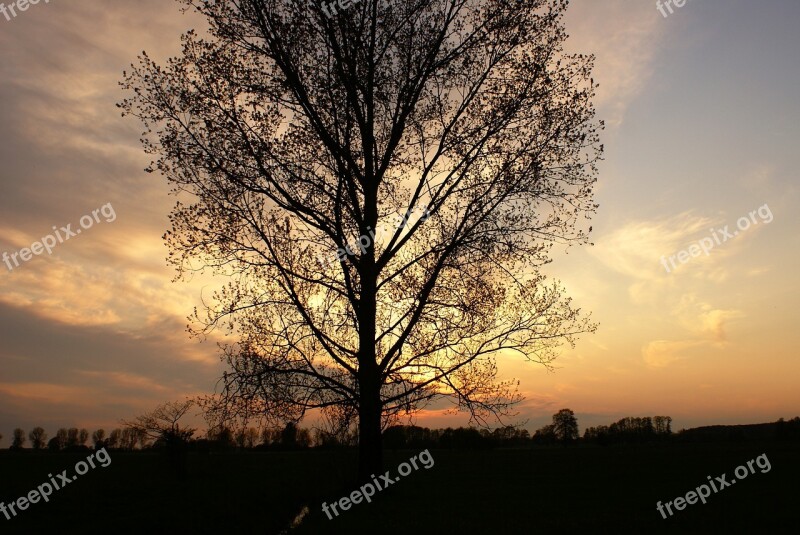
120,428,139,450
78,429,89,446
123,400,196,447
0,432,3,446
107,429,121,449
281,422,300,448
583,424,610,445
11,428,26,449
92,429,106,449
260,427,281,448
641,417,654,436
67,428,80,448
209,426,236,450
47,437,61,451
237,427,260,449
532,424,556,445
138,429,152,449
552,409,579,443
654,416,673,436
311,406,359,448
784,416,800,440
297,428,312,449
56,428,68,450
490,425,531,446
29,427,48,450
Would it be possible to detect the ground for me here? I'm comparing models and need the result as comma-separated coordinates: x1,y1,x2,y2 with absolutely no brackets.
0,441,796,534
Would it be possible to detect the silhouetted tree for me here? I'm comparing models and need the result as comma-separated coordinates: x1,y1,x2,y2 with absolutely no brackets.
584,415,672,444
281,422,299,449
78,429,89,447
260,427,282,448
233,427,259,449
121,0,601,480
208,426,236,451
29,427,47,450
489,425,530,447
654,416,673,436
297,428,312,448
67,428,80,448
92,429,106,449
0,432,3,446
55,428,68,450
11,428,26,450
107,429,121,449
533,424,556,445
583,424,610,445
552,409,579,444
123,400,196,448
47,437,61,451
383,425,437,449
120,428,140,450
779,416,800,440
439,427,487,450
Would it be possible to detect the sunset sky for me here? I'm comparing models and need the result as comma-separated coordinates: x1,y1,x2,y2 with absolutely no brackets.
1,0,798,438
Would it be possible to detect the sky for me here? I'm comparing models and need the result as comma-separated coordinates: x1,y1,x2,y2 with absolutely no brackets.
1,0,798,439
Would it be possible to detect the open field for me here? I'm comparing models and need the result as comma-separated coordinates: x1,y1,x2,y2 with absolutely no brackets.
1,441,797,534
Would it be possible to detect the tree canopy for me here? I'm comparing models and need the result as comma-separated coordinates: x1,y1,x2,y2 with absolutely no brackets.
121,0,601,478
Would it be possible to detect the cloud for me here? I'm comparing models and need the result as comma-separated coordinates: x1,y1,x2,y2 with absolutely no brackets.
642,339,706,368
0,300,223,431
592,206,775,304
640,294,744,368
565,0,667,127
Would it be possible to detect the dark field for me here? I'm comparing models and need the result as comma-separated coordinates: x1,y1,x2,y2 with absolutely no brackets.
1,442,797,534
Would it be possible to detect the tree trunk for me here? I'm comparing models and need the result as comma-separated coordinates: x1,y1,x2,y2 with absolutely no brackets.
358,377,384,482
358,184,382,482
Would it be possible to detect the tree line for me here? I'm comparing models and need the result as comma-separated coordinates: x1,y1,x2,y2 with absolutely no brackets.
8,412,797,452
0,408,659,451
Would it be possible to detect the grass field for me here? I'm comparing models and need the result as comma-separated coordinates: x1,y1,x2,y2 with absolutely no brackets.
1,441,797,534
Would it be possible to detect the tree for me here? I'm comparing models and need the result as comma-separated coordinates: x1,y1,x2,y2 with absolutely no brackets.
107,429,121,449
92,429,107,449
236,427,260,449
78,429,90,447
29,427,48,450
280,422,300,449
654,416,673,436
208,426,236,450
11,428,26,449
551,409,578,443
55,428,68,450
583,424,610,445
67,428,80,448
119,428,142,450
532,424,556,445
121,0,601,479
0,432,3,446
123,400,197,446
